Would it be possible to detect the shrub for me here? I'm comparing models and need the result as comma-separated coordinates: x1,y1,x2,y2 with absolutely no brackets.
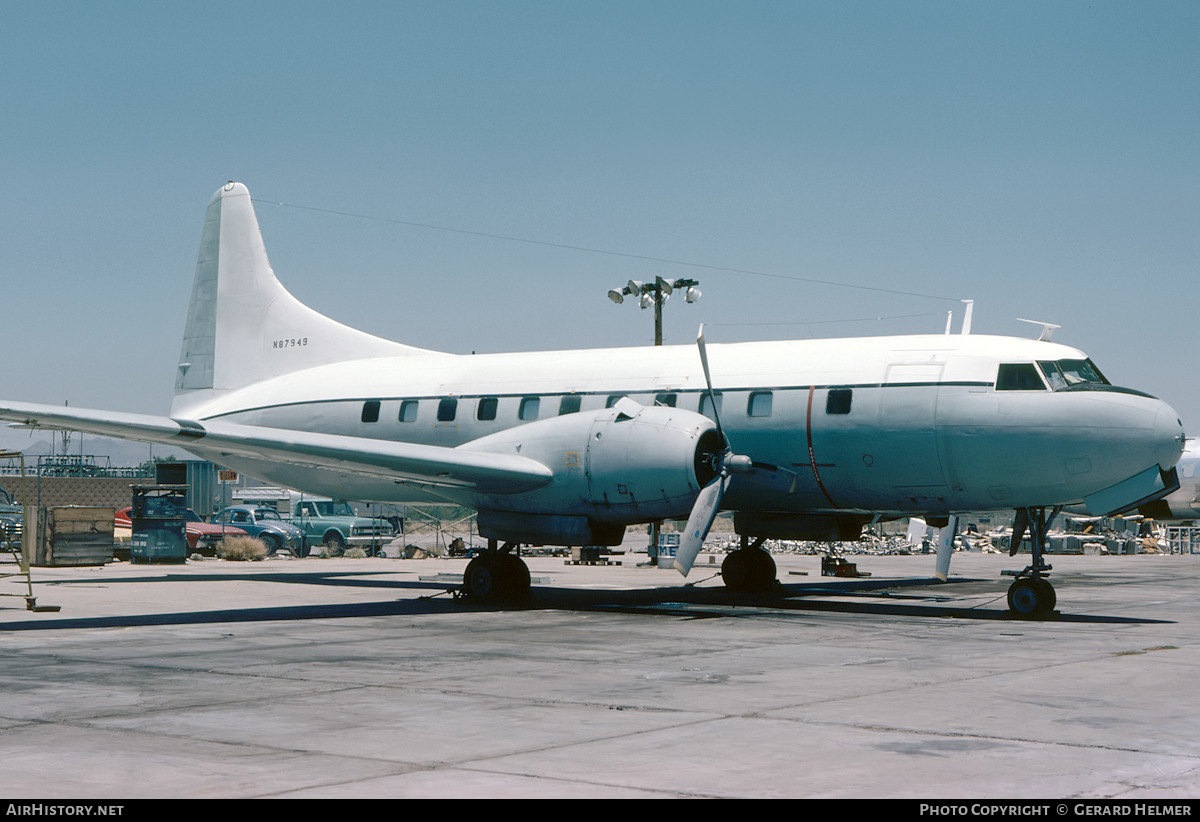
217,535,267,561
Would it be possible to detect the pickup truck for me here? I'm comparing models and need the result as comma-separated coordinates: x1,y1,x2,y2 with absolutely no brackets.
290,498,395,555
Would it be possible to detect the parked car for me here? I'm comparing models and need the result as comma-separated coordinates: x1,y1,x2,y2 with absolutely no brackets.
289,498,394,555
115,507,248,554
0,487,21,549
212,505,306,555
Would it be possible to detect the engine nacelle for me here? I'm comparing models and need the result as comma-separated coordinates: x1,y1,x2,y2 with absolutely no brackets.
462,398,721,541
734,512,869,542
474,510,626,547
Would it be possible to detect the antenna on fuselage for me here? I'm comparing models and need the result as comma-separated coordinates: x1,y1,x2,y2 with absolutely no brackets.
1016,318,1061,341
946,300,975,335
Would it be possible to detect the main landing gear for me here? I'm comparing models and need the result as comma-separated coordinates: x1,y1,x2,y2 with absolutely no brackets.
721,536,778,592
458,540,532,604
1004,506,1061,618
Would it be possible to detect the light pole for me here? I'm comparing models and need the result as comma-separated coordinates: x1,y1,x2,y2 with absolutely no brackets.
607,277,701,346
607,276,701,565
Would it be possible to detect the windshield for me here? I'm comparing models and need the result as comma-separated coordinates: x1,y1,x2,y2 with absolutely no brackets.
1037,359,1110,391
254,508,283,520
315,501,354,517
298,501,355,517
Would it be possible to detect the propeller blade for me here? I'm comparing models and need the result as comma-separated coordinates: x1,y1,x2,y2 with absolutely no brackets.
696,325,727,444
674,473,730,576
697,325,714,390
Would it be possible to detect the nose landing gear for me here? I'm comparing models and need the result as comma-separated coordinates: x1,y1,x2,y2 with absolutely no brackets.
1004,506,1061,618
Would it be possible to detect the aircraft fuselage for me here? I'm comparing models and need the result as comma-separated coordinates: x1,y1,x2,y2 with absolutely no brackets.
175,332,1184,527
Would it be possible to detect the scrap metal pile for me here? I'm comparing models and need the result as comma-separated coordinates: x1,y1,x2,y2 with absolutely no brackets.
707,515,1175,558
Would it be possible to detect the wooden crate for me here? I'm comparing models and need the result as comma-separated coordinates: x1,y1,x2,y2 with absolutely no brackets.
34,506,115,566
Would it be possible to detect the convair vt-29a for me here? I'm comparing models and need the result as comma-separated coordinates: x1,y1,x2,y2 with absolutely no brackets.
0,183,1185,615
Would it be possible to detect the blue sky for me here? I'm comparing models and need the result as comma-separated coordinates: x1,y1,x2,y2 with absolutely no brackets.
2,1,1198,453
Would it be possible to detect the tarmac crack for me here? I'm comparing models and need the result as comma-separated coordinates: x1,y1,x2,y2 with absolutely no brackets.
798,718,1200,759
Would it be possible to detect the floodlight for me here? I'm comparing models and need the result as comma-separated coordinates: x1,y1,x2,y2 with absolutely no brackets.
606,275,701,346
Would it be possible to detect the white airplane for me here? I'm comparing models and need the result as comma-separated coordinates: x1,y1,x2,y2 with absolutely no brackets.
1142,438,1199,521
0,182,1186,615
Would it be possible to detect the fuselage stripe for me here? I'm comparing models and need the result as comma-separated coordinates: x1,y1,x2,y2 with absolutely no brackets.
196,380,995,422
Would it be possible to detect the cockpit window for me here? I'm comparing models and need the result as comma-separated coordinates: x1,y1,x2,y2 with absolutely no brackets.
1037,359,1110,392
996,363,1046,391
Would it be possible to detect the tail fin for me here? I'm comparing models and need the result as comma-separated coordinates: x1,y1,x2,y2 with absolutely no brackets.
173,182,429,414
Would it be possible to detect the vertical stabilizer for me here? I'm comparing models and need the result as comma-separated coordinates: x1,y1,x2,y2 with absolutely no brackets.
174,182,429,412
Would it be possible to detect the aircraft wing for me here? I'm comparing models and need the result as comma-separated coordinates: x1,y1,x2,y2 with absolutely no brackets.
0,401,553,494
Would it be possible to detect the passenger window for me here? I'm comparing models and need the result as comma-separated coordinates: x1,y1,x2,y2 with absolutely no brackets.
361,400,381,423
655,393,677,407
748,391,773,417
558,395,581,415
699,392,722,420
519,396,541,421
398,400,418,422
477,397,498,421
826,388,852,415
996,363,1046,391
437,398,458,422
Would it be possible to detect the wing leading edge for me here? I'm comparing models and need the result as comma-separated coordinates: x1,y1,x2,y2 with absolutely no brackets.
0,401,553,495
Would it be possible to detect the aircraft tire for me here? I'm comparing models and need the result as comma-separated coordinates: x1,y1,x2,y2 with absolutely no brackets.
1032,576,1056,613
500,553,531,599
1007,577,1055,617
463,553,529,604
463,554,501,600
722,549,776,592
